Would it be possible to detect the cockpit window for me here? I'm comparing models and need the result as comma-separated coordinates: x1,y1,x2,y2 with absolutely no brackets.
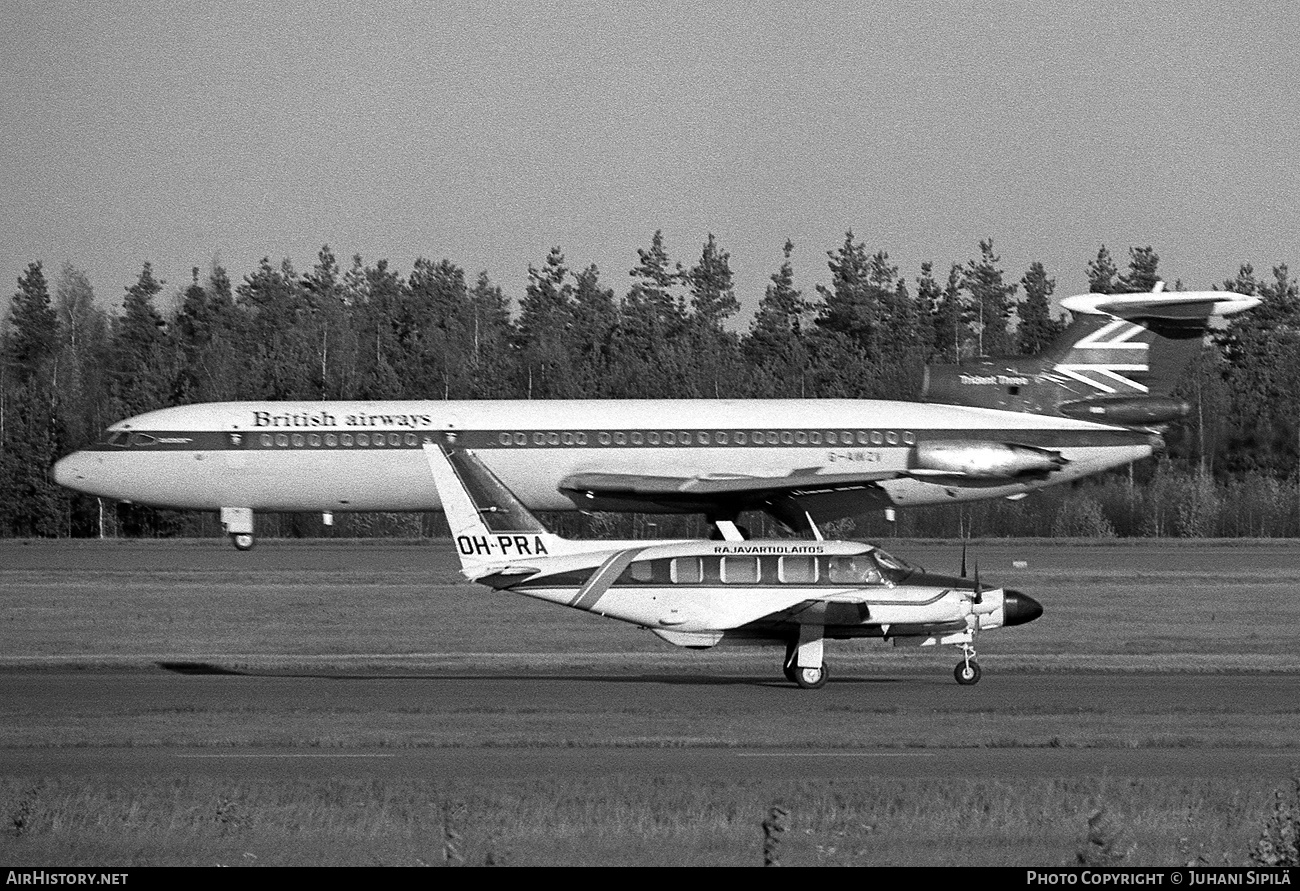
128,433,156,447
826,556,882,585
872,549,918,581
102,430,129,447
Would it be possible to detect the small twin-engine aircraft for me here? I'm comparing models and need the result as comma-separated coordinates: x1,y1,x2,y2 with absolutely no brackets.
425,438,1042,689
52,284,1257,550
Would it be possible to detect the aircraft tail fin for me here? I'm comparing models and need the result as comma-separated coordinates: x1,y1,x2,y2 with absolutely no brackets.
922,283,1260,425
422,440,575,580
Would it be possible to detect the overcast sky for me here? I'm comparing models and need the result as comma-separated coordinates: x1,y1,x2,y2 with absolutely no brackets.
3,1,1297,320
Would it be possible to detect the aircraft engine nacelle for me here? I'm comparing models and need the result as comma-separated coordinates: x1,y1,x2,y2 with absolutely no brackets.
911,440,1067,479
1057,395,1190,427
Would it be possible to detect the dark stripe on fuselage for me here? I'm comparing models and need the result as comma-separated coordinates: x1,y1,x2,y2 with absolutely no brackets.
569,549,645,611
84,425,1150,453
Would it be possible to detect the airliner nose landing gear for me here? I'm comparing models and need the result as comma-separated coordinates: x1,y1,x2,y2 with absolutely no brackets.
220,507,255,551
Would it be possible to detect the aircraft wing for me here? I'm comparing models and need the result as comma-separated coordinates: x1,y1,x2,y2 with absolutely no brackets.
559,468,902,528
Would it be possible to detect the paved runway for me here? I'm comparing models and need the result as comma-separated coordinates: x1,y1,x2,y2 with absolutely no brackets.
5,744,1297,782
5,667,1300,782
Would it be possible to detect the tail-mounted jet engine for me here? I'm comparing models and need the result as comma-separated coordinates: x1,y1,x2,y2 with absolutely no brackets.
1056,395,1190,427
911,441,1067,480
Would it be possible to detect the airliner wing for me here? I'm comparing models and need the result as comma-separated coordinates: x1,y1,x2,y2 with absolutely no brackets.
559,468,900,525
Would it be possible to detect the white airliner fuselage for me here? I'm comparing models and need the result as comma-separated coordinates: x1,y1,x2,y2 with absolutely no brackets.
54,398,1155,518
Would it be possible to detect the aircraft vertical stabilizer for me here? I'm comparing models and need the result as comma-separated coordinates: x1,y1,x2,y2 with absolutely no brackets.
422,439,578,578
922,283,1260,425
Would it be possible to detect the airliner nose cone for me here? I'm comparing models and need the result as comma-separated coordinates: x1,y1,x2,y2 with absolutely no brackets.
1003,590,1043,626
53,454,82,488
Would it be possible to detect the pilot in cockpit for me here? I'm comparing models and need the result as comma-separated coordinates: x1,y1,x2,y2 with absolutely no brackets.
828,555,883,585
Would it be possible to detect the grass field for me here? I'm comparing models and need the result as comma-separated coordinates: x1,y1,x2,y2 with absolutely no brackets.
3,538,1300,866
1,775,1285,867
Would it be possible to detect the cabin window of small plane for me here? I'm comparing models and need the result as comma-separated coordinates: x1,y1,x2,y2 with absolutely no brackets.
260,434,273,447
405,433,417,447
576,432,588,445
341,434,354,447
886,431,899,445
721,556,760,584
733,431,747,445
499,433,512,446
614,432,627,445
765,431,778,445
630,431,643,445
671,558,703,584
533,432,545,445
274,433,288,447
325,434,338,447
679,431,690,445
903,431,915,444
562,432,574,445
630,561,654,583
289,434,302,447
795,431,807,445
870,431,883,444
357,433,370,446
375,434,388,447
307,434,320,447
716,431,728,445
779,556,818,584
513,433,526,446
698,432,710,445
644,431,658,445
780,431,793,445
809,431,821,445
663,431,676,445
826,556,882,585
595,432,608,445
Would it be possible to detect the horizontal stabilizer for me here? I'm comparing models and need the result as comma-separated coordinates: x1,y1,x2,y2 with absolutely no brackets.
1061,288,1260,321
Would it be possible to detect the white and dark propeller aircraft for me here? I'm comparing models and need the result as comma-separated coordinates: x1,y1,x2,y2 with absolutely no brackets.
52,285,1257,550
425,438,1043,688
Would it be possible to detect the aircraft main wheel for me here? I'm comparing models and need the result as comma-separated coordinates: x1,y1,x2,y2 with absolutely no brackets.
954,661,981,686
794,664,829,690
230,533,255,552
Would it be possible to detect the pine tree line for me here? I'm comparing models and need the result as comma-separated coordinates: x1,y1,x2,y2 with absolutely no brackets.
2,233,1298,538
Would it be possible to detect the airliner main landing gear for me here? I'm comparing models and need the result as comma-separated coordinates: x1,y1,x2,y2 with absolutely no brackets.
221,507,255,551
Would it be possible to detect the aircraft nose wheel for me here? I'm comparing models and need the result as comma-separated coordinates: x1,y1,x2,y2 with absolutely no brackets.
954,660,981,685
230,533,255,551
793,664,829,689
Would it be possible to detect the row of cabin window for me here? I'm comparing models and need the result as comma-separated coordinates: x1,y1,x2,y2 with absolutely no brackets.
259,432,423,449
496,429,918,447
620,555,885,586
